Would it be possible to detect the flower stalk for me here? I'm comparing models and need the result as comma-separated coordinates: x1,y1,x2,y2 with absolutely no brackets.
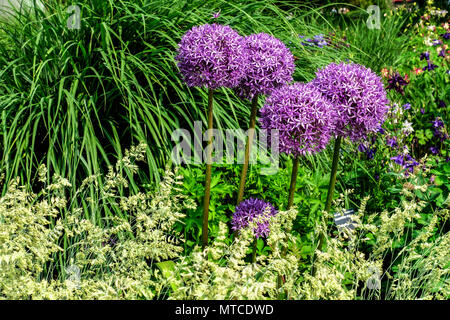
318,135,342,251
287,157,300,209
237,95,259,205
202,88,214,250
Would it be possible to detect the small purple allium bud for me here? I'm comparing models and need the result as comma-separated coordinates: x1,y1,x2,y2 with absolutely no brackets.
232,198,278,238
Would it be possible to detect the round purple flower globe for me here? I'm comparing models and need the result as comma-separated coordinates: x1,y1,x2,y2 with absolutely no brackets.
175,23,246,89
258,82,336,157
232,198,277,238
236,33,295,99
312,62,389,141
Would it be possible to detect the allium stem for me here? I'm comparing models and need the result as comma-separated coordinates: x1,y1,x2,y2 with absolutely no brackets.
251,238,257,263
278,156,299,297
325,136,342,213
237,95,259,205
318,136,342,252
287,157,300,209
202,88,214,250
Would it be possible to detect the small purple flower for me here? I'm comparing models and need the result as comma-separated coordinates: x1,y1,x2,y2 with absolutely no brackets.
403,103,411,110
366,147,376,160
175,24,246,89
236,33,295,99
438,100,446,108
299,34,328,48
358,143,367,152
438,48,446,58
212,10,221,19
232,198,278,238
423,61,438,71
312,62,389,141
420,52,430,60
386,72,408,95
392,154,420,175
259,82,336,156
430,146,439,154
421,108,425,114
386,136,398,148
432,39,443,46
431,117,444,128
391,154,404,165
404,154,419,173
441,33,450,40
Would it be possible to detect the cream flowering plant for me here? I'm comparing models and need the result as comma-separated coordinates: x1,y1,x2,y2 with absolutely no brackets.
0,0,448,302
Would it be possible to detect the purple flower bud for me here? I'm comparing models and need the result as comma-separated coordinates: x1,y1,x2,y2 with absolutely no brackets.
232,198,278,238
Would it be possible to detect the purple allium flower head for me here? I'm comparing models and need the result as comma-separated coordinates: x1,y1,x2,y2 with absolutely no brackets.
312,62,389,141
259,82,336,156
236,33,295,99
420,52,430,60
175,24,245,89
232,198,277,238
386,72,408,94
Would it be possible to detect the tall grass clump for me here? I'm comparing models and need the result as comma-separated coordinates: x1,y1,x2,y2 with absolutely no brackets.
0,0,352,201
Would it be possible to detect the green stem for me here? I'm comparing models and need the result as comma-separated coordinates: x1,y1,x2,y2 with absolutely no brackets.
287,157,300,209
277,156,300,297
202,89,214,250
251,238,257,263
236,95,259,205
315,136,342,259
